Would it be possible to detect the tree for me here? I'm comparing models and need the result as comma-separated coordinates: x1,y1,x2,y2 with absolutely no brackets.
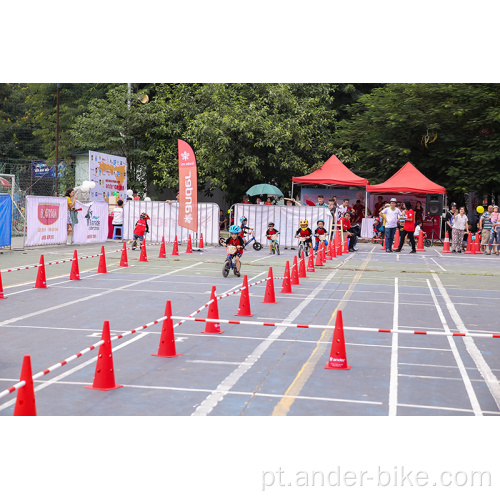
336,83,500,199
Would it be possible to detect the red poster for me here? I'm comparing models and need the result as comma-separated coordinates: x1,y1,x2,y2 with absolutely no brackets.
178,139,198,232
38,204,60,225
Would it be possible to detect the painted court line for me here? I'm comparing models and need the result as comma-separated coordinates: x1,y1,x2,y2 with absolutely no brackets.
191,268,340,417
431,258,447,271
388,277,399,416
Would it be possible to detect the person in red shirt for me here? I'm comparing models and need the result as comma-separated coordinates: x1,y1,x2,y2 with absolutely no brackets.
132,212,150,250
314,219,329,251
266,222,279,254
339,212,357,251
395,201,416,253
224,225,245,276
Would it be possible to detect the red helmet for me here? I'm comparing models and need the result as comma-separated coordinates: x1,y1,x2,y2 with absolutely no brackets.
140,212,150,220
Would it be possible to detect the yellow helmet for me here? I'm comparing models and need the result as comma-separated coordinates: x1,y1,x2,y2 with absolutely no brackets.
300,219,309,228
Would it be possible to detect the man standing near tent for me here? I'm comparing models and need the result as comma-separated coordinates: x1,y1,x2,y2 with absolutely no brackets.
395,201,416,253
382,198,402,252
316,195,328,207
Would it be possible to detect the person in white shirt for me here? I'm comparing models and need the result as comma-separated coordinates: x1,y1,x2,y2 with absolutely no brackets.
381,198,402,252
112,199,124,238
335,198,350,223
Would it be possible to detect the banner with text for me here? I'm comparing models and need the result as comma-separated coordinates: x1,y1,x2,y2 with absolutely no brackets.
177,139,198,232
73,201,110,244
89,150,127,203
25,196,67,246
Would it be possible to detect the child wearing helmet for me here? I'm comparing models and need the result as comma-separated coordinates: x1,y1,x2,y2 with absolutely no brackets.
132,212,150,250
314,219,329,251
295,219,313,248
239,216,253,243
266,222,280,254
224,224,245,277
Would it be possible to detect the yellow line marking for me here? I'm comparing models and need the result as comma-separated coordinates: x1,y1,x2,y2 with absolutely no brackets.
271,252,373,416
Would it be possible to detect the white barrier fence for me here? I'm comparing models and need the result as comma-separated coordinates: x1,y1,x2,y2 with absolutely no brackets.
233,204,333,248
123,201,220,244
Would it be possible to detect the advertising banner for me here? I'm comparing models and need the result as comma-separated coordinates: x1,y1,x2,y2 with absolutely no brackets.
31,161,55,178
72,201,110,244
25,196,67,246
0,194,12,247
89,151,127,202
123,201,219,244
177,139,198,232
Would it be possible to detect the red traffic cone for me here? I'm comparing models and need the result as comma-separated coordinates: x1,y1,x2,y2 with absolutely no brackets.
332,237,337,258
199,233,204,249
33,255,47,288
324,310,351,370
321,241,327,264
315,246,323,267
159,236,166,259
262,267,278,303
474,233,482,254
325,241,332,260
337,235,343,256
381,234,387,251
416,230,426,252
291,255,300,285
152,300,182,358
139,241,148,262
299,251,307,278
97,246,107,273
0,270,6,299
236,275,253,316
85,321,123,391
172,235,179,256
343,238,349,253
393,229,400,251
186,235,193,253
70,249,80,280
441,231,452,253
307,250,315,272
14,355,37,416
464,232,473,254
280,261,293,293
202,286,224,334
120,241,128,267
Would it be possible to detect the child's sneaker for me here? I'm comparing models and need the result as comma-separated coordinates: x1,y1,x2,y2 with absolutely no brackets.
132,240,137,250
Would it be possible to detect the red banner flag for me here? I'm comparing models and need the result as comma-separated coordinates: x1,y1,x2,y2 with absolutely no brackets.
178,139,198,232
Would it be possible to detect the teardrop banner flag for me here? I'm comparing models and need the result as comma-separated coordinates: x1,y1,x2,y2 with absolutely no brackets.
178,139,198,232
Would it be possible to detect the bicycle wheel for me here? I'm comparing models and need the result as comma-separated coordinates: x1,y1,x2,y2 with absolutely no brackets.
276,242,280,255
424,239,432,247
222,260,230,277
253,242,262,251
297,244,303,258
219,236,225,246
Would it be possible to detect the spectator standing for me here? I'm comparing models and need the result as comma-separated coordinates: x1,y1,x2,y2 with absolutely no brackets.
451,206,468,253
133,191,140,201
374,196,384,217
381,198,402,252
64,187,78,244
480,205,494,254
445,202,457,234
415,200,424,226
335,198,350,224
339,212,357,251
264,197,273,205
219,209,228,231
242,195,252,204
112,199,124,238
395,201,416,253
316,194,328,207
255,197,264,205
488,205,499,255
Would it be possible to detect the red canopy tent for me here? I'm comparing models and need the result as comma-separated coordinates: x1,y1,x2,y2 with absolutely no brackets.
367,162,446,194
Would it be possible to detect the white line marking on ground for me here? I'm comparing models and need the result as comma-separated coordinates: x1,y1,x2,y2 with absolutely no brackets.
191,268,340,416
431,258,447,271
250,254,274,263
187,360,250,366
425,279,481,415
398,373,486,383
397,403,475,414
388,277,399,416
431,273,500,411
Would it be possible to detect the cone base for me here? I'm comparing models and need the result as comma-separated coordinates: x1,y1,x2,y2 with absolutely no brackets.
261,300,278,304
235,312,254,317
0,296,7,299
416,249,426,252
280,290,293,294
151,353,182,358
202,330,224,334
324,363,351,370
85,384,123,391
441,250,451,254
33,285,47,289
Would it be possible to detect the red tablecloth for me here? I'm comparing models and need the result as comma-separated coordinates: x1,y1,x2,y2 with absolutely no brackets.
108,216,114,239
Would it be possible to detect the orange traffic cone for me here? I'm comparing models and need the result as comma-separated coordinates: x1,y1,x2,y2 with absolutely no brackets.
307,250,315,272
139,241,148,262
441,231,451,253
262,267,277,303
325,241,332,260
0,270,6,299
152,300,182,358
186,235,193,253
381,234,387,251
416,230,426,252
97,246,107,273
120,241,128,267
202,286,224,334
464,233,473,254
69,249,80,280
13,355,37,416
298,251,307,278
343,238,349,253
321,241,327,264
159,237,166,258
324,310,351,370
236,275,253,316
393,229,400,251
474,233,482,254
337,235,343,256
280,261,293,293
172,235,179,256
291,255,300,285
199,233,204,249
331,237,337,258
33,255,47,288
85,321,123,391
315,246,323,267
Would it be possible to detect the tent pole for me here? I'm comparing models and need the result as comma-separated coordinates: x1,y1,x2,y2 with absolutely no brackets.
291,183,294,201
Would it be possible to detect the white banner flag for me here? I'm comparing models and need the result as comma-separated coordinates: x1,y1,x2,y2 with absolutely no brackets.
73,201,110,244
25,196,68,246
